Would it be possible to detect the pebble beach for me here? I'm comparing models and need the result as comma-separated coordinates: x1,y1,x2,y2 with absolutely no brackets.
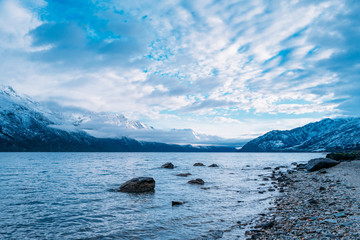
245,160,360,239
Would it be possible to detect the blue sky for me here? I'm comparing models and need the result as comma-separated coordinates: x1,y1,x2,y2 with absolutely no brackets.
0,0,359,140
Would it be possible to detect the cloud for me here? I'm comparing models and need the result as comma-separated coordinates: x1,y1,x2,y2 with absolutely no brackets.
0,0,359,140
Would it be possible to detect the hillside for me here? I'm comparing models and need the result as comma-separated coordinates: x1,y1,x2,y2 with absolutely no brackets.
239,118,360,152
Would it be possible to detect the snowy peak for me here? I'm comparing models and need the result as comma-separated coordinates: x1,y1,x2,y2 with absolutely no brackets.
0,85,153,137
240,118,360,152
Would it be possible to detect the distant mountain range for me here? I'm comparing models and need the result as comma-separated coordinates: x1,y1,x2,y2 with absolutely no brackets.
0,86,236,152
239,118,360,152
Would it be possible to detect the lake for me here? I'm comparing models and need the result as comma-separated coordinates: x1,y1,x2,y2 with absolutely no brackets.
0,152,324,239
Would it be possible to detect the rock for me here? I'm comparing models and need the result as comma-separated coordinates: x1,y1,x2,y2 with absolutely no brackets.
319,170,327,174
263,167,272,170
341,221,353,226
176,173,191,177
188,178,205,185
193,163,205,166
268,188,276,192
207,230,224,239
161,162,174,169
291,162,298,166
306,158,340,172
334,212,346,218
172,201,186,206
319,186,326,191
118,177,155,193
297,163,307,169
256,221,275,229
326,151,360,161
308,198,318,204
208,164,219,167
323,219,337,224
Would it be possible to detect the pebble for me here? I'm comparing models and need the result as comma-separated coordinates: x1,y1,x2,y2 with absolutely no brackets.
243,163,360,239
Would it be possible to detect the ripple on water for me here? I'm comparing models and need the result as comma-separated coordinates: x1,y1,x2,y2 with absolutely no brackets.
0,152,324,239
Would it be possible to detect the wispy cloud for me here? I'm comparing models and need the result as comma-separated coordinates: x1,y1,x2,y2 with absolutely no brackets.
0,0,359,139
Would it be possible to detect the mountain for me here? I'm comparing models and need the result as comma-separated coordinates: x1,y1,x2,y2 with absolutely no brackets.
239,118,360,152
0,86,235,152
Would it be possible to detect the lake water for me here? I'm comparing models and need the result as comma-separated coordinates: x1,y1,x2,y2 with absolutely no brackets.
0,152,324,239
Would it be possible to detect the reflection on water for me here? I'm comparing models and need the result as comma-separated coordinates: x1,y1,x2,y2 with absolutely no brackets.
0,152,323,239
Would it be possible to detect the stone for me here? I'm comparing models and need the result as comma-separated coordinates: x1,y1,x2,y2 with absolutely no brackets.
261,221,275,229
334,212,346,218
319,186,326,191
193,162,205,166
263,167,272,170
118,177,155,193
323,219,337,224
308,198,318,204
341,221,353,226
161,162,174,169
176,173,191,177
188,178,205,185
306,158,340,172
208,164,219,167
297,163,307,169
172,201,186,206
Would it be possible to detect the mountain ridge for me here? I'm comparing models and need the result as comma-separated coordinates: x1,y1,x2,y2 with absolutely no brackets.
0,85,236,152
239,118,360,152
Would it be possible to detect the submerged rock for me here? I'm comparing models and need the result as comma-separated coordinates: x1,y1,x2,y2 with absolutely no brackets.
188,178,205,185
193,163,205,166
172,201,186,206
306,158,340,172
208,164,219,167
118,177,155,193
161,162,174,169
176,173,192,177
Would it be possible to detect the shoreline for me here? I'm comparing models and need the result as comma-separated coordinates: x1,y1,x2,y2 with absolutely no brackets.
244,160,360,239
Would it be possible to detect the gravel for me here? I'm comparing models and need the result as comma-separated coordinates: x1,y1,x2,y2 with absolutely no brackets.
244,160,360,240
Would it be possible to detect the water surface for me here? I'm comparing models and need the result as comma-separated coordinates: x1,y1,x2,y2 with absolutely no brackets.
0,152,324,239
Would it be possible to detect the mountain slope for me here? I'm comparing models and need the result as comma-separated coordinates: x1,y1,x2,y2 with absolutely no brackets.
0,86,235,152
239,118,360,152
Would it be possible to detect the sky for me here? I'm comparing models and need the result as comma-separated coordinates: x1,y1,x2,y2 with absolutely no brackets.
0,0,360,141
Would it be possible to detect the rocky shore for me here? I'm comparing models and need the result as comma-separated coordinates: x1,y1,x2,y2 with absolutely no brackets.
245,160,360,239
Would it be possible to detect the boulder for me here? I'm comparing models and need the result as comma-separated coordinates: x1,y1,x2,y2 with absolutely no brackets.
306,158,340,172
193,163,205,166
188,178,205,185
161,162,174,169
208,164,219,167
118,177,155,193
176,173,191,177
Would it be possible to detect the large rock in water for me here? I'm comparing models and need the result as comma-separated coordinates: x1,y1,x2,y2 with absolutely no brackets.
306,158,340,172
161,162,174,169
118,177,155,193
188,178,205,185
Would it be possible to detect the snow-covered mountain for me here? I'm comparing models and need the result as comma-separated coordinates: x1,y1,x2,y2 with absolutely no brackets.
0,85,236,152
239,118,360,152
